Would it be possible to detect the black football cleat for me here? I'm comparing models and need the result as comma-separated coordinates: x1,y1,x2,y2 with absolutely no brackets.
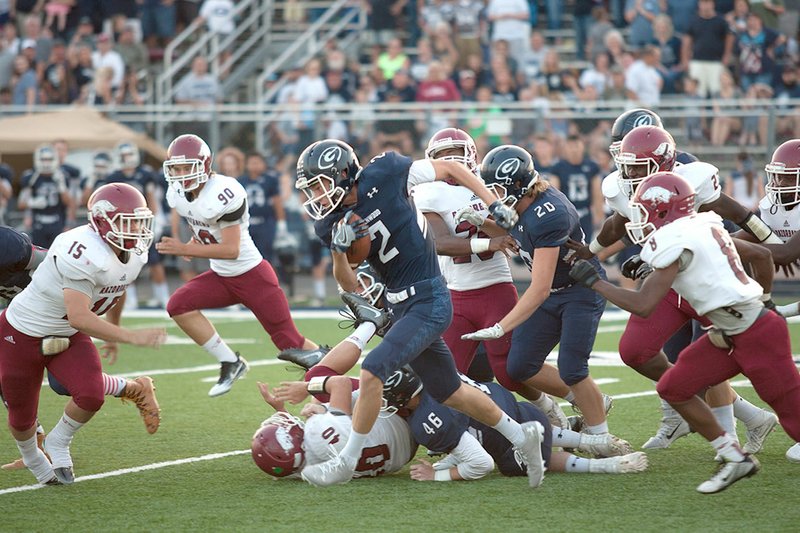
277,345,331,370
53,466,74,485
208,354,249,397
341,292,391,336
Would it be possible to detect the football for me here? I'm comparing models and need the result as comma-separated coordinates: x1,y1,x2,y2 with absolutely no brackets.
343,213,371,266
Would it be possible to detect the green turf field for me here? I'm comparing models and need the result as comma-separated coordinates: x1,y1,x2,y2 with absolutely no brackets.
1,313,798,532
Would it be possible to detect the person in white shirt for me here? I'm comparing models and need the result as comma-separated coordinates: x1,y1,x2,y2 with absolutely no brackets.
91,33,125,90
625,46,663,107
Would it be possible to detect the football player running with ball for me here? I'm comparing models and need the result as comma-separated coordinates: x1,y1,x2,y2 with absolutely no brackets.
157,135,322,397
0,183,166,485
570,172,800,493
294,139,548,488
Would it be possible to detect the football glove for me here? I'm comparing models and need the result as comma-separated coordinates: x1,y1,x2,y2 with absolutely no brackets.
620,254,654,281
488,201,518,230
461,323,505,341
569,260,602,289
455,206,486,227
331,210,369,253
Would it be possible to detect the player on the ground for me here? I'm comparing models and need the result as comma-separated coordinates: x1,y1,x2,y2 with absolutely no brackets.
411,128,572,428
294,138,547,488
460,145,616,439
156,134,321,397
570,172,800,493
252,371,416,480
17,144,73,248
0,183,166,485
383,371,646,482
570,125,778,451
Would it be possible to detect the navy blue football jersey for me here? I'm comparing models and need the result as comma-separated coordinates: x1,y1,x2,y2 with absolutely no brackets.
20,170,68,223
0,226,35,299
97,166,156,195
510,186,603,290
237,172,280,225
549,158,600,219
315,152,439,289
676,150,698,165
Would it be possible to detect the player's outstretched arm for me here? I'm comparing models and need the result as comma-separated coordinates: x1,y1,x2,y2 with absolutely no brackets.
64,289,166,347
411,432,494,482
425,213,517,258
731,237,774,295
331,249,358,292
157,224,240,259
567,212,628,260
702,194,780,244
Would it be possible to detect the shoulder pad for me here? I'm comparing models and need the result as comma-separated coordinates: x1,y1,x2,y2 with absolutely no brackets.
166,185,179,209
410,181,448,212
601,171,621,200
757,195,771,215
51,228,112,280
198,176,247,220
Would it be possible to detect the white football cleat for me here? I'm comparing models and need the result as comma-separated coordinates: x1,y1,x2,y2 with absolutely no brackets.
543,396,570,429
43,436,74,485
786,443,800,463
589,452,649,474
696,455,759,494
570,394,614,417
742,410,778,454
578,433,634,458
514,421,546,488
301,454,357,487
642,416,691,449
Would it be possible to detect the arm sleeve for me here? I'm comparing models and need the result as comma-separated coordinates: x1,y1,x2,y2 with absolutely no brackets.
450,432,495,481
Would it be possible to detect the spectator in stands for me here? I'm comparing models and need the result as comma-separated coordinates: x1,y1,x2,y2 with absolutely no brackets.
457,68,479,101
490,66,518,104
173,55,221,139
69,15,95,50
625,0,663,49
486,0,530,67
574,0,601,61
724,151,763,212
464,85,506,149
544,0,563,31
197,0,235,37
114,23,148,75
682,76,706,141
376,37,409,81
324,68,353,104
579,51,612,95
43,0,73,38
603,29,627,67
603,65,628,100
625,45,663,106
374,88,416,154
141,0,176,51
774,64,800,138
536,48,566,94
667,0,700,35
409,36,434,82
0,32,16,90
378,67,415,102
735,12,784,91
682,0,733,98
521,30,550,81
86,65,115,105
451,0,483,70
586,6,614,60
465,52,492,87
651,14,683,93
749,0,784,30
416,59,460,102
293,57,328,149
709,68,743,144
22,14,52,68
91,33,124,90
430,22,459,73
726,0,752,33
70,42,94,94
362,0,404,47
419,0,453,37
10,54,37,107
42,39,75,103
740,81,773,145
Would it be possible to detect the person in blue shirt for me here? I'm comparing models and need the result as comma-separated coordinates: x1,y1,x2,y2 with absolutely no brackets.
17,144,73,248
549,135,603,242
237,152,289,263
294,138,547,488
462,145,617,439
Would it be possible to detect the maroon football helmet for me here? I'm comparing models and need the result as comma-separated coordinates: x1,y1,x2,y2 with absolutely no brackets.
625,171,697,244
615,126,677,198
251,412,305,478
425,127,479,173
765,139,800,207
88,182,154,255
163,134,213,193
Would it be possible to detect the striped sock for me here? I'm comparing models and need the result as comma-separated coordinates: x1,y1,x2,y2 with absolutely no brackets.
103,374,127,397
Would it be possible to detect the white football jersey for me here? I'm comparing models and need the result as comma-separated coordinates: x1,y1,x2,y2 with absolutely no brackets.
758,196,800,242
602,162,722,219
7,225,147,337
411,181,512,291
641,212,763,330
167,174,261,277
303,410,415,478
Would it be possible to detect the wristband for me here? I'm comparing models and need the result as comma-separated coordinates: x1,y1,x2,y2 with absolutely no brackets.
470,238,491,254
434,468,453,481
760,292,772,302
740,213,774,243
589,238,606,255
307,376,329,396
277,220,288,233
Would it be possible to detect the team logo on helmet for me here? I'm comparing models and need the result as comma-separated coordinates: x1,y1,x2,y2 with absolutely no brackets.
640,185,673,205
318,146,343,170
653,142,671,157
633,114,655,127
90,199,116,218
496,158,521,183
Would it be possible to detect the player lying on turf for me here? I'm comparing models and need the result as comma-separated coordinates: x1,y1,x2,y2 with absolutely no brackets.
569,172,800,494
252,373,416,479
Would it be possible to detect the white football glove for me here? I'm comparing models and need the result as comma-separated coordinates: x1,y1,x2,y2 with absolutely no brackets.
461,323,505,341
455,206,486,227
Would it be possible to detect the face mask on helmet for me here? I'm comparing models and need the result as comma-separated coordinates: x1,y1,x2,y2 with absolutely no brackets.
425,128,479,174
163,135,212,193
480,145,539,208
34,146,58,174
615,127,676,199
381,366,422,416
765,140,800,207
296,140,361,220
609,108,663,163
624,173,696,244
88,184,154,255
355,264,385,307
251,412,306,478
